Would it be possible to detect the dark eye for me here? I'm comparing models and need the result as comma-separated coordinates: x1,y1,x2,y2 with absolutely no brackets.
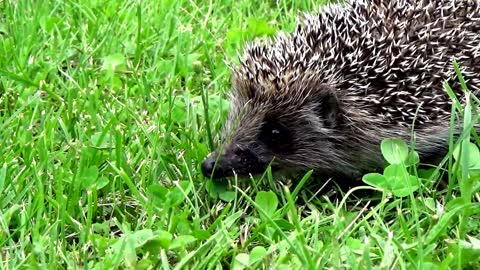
259,118,293,153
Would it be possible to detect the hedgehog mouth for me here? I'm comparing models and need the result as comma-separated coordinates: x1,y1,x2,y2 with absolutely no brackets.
202,163,271,179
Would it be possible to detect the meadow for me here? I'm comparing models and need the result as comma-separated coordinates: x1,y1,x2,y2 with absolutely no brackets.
1,0,479,269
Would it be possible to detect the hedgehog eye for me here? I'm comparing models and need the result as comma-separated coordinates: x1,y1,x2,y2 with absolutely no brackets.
259,119,293,153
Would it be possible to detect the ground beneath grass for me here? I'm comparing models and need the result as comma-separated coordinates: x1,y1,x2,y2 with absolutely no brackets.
1,0,480,269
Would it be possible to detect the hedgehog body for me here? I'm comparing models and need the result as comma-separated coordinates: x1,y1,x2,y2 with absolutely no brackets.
202,0,480,180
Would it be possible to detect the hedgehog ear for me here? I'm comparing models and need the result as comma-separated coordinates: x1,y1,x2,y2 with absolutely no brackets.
312,90,341,128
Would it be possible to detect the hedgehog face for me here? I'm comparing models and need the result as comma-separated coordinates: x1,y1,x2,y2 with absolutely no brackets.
201,81,344,179
202,113,297,179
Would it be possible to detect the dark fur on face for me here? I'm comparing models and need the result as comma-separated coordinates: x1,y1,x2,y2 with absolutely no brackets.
202,0,480,181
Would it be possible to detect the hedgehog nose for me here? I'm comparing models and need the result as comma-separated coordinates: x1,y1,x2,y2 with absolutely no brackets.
201,155,216,178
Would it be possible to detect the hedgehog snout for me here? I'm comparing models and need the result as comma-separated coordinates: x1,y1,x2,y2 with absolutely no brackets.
201,146,269,179
201,151,236,179
201,153,218,178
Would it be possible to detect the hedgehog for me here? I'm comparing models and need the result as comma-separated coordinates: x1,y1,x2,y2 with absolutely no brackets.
201,0,480,182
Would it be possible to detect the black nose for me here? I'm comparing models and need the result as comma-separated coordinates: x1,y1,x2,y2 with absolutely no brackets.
201,156,216,178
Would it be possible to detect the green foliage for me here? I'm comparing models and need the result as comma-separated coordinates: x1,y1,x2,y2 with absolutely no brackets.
363,139,420,197
1,0,479,269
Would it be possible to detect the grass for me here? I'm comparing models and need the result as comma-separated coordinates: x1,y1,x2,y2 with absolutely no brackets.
1,0,479,269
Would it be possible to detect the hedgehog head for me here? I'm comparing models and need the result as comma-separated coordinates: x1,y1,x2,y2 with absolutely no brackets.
201,54,347,179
